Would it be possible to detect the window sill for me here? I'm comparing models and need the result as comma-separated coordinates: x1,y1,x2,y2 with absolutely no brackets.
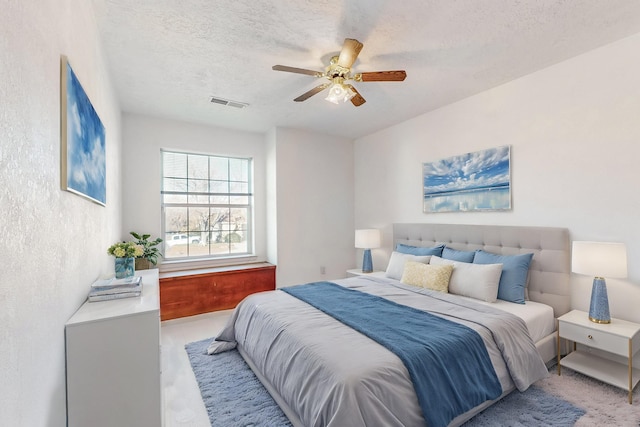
158,261,274,280
158,255,260,274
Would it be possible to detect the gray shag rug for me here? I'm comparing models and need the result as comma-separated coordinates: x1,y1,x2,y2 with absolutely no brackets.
185,338,292,427
186,337,640,426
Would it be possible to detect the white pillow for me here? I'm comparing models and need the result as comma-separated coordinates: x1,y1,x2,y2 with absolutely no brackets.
430,256,502,303
385,252,431,280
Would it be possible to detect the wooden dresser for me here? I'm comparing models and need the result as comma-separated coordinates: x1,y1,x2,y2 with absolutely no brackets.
159,262,276,320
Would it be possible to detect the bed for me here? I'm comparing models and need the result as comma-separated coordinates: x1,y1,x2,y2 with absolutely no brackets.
210,223,571,427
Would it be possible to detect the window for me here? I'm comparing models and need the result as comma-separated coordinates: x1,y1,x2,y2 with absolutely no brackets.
161,150,253,260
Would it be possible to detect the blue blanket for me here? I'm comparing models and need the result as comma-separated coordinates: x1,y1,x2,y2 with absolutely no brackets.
282,282,502,427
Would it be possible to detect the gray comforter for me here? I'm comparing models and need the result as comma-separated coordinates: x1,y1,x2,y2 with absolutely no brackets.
211,275,548,427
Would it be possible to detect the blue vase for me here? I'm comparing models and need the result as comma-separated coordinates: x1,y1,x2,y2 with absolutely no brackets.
588,277,611,324
362,249,373,273
115,257,135,279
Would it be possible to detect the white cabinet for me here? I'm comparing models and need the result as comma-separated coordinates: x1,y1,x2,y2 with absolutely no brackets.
65,269,162,427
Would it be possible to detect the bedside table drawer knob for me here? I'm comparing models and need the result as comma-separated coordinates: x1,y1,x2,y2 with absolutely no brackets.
587,334,593,340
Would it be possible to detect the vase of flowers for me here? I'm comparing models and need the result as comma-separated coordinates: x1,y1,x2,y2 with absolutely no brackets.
108,241,144,278
130,232,163,270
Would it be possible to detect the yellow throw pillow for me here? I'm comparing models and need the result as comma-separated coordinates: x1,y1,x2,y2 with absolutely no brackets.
401,261,453,293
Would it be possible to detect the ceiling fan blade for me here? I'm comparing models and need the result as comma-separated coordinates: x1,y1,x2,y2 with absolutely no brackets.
294,83,331,102
346,85,366,107
273,65,322,77
337,38,363,68
359,70,407,82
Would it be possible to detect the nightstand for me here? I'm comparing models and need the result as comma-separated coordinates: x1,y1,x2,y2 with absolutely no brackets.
557,309,640,404
346,269,382,277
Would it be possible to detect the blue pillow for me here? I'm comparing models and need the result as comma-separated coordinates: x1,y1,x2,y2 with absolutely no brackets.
442,247,476,263
396,243,444,257
473,250,533,304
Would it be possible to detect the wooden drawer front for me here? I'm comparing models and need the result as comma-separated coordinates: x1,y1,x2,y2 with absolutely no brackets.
560,321,629,357
160,266,275,320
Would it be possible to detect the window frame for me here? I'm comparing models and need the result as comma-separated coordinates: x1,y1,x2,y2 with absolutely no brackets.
160,149,255,264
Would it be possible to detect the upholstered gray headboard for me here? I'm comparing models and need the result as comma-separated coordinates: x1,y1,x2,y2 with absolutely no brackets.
393,223,571,318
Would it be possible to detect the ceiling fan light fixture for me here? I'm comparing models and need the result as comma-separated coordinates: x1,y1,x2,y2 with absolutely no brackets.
344,86,356,102
325,80,354,104
325,82,345,104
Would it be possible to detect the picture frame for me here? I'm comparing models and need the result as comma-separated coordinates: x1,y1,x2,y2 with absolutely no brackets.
60,55,106,206
423,145,511,213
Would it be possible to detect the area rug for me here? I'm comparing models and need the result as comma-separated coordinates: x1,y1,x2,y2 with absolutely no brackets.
185,338,292,427
460,385,584,426
186,337,639,426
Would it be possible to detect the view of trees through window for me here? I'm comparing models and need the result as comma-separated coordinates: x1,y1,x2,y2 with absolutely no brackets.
161,150,253,259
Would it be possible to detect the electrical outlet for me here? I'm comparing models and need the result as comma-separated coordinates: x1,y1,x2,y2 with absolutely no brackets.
320,266,326,275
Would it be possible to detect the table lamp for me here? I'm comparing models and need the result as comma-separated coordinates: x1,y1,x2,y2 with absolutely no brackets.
571,241,627,324
355,229,381,273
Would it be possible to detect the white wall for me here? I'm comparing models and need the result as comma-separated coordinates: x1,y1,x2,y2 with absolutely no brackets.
0,1,122,425
273,128,355,287
355,33,640,323
121,119,356,286
265,128,279,265
121,113,268,268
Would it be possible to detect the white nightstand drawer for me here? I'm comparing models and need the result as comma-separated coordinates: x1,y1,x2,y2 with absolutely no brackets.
560,321,629,357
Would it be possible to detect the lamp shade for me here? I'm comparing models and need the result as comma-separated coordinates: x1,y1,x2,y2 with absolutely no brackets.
355,229,381,249
572,241,627,278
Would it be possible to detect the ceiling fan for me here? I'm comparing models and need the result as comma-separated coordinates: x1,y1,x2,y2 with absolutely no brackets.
272,38,407,107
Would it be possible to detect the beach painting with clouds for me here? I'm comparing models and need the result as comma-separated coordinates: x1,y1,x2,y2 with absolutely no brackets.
423,146,511,213
60,56,106,205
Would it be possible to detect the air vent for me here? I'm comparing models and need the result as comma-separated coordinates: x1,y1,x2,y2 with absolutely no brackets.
209,96,249,109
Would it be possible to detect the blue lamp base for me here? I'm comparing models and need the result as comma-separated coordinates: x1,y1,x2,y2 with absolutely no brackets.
588,277,611,324
362,249,373,273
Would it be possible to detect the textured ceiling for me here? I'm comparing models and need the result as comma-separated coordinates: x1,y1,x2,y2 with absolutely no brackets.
91,0,640,139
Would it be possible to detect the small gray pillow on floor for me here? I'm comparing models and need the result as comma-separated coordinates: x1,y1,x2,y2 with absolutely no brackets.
207,340,237,355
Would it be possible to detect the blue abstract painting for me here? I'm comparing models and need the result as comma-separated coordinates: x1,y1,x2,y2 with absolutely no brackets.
62,56,106,205
423,146,511,213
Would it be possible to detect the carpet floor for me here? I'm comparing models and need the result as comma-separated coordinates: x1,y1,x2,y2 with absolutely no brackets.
186,337,640,426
